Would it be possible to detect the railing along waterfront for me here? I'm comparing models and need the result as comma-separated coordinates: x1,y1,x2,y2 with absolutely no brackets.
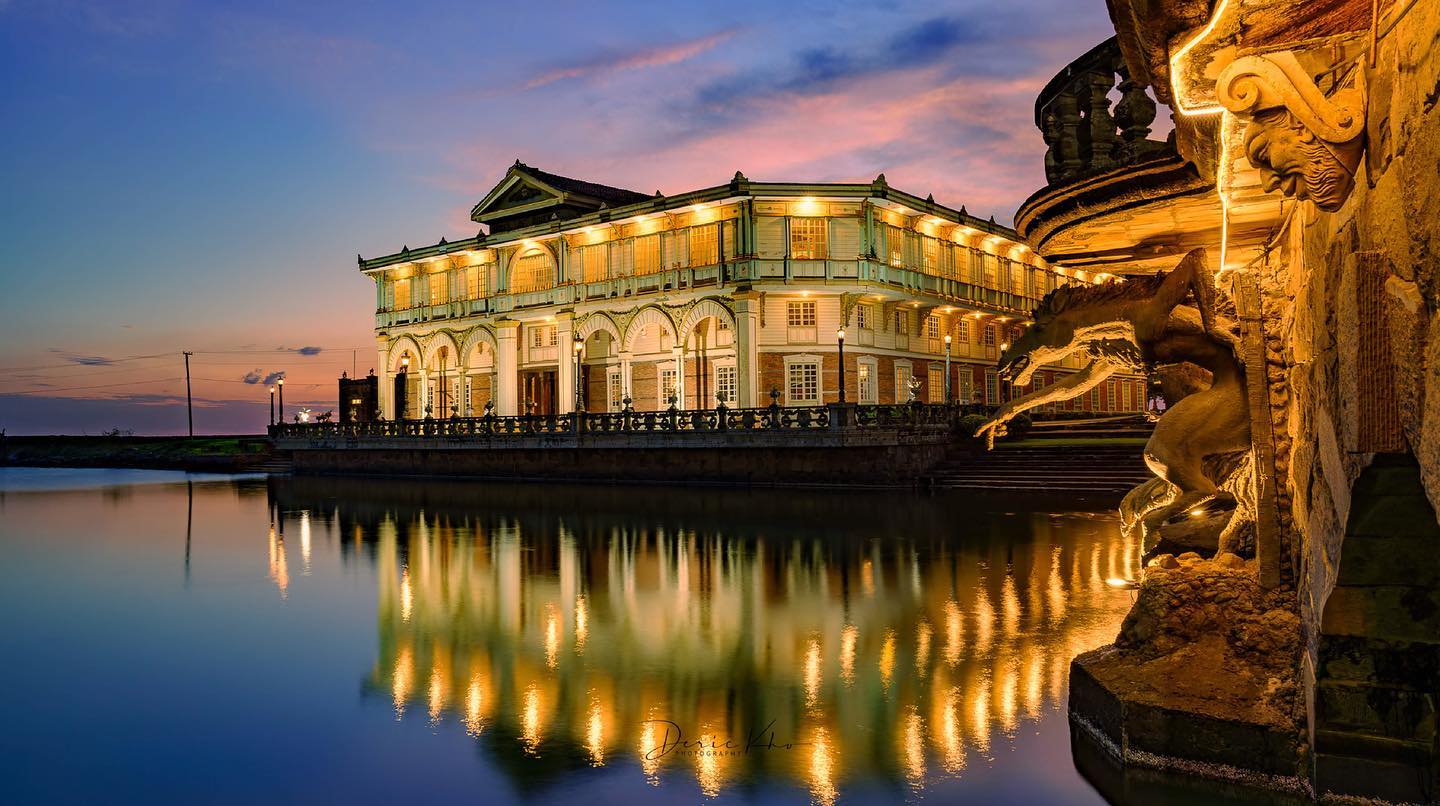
271,402,988,440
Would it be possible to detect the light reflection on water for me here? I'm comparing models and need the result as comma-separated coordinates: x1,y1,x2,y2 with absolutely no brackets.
281,476,1135,803
0,469,1142,804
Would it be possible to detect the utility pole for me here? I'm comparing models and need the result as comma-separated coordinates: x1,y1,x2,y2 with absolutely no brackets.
183,351,194,438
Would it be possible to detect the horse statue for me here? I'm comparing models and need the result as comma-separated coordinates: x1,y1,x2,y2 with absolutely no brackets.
975,248,1254,550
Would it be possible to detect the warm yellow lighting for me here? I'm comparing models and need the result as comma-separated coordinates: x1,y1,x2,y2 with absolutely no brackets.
521,682,542,755
808,725,838,806
840,625,858,686
1000,342,1010,352
586,699,605,766
392,645,414,717
544,603,560,669
464,673,485,736
277,378,285,386
944,334,952,345
879,629,896,688
1167,0,1236,272
803,637,822,709
428,667,446,723
574,594,589,652
400,566,413,622
1106,577,1140,590
836,328,846,342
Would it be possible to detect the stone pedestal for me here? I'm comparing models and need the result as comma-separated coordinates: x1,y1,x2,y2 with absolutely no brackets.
1069,557,1306,787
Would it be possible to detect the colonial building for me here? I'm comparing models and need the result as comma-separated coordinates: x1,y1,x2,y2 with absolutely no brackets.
361,162,1145,418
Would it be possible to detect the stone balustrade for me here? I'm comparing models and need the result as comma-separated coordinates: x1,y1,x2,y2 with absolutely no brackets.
1035,37,1172,186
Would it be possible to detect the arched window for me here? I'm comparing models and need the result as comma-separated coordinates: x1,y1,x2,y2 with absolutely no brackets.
510,249,553,293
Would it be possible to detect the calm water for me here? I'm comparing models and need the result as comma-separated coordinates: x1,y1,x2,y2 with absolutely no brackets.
0,468,1147,804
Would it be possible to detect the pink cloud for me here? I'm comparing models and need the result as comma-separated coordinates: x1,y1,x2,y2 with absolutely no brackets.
521,29,738,91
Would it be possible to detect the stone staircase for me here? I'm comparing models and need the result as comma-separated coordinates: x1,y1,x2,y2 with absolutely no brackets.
250,452,293,475
1313,454,1440,803
1026,414,1155,441
924,443,1153,495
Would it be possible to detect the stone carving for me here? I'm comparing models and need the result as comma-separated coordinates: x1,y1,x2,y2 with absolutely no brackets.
1216,51,1366,212
977,249,1255,548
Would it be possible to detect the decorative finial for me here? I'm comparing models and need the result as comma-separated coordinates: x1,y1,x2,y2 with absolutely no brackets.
874,173,887,185
926,193,934,203
733,170,747,182
959,205,967,217
654,190,663,197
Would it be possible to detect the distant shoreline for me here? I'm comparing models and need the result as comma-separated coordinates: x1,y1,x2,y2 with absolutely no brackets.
1,434,276,473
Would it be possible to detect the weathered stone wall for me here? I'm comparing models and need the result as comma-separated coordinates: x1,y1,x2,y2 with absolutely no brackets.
281,427,955,487
1249,2,1440,785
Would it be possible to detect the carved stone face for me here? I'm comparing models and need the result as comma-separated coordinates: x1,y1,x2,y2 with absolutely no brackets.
1242,107,1361,212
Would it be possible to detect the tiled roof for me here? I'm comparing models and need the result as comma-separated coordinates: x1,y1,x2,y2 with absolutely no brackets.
518,163,653,207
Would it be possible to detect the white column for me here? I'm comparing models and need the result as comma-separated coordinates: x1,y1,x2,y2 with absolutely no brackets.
556,313,575,414
734,292,760,407
495,322,520,416
376,337,390,419
619,351,634,406
671,346,685,408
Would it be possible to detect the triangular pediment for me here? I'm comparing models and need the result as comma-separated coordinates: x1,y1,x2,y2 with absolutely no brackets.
471,169,568,227
470,161,653,233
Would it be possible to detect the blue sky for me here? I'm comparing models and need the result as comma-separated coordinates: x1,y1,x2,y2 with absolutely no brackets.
0,0,1114,434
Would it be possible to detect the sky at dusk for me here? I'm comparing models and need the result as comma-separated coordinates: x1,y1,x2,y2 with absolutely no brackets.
0,0,1115,435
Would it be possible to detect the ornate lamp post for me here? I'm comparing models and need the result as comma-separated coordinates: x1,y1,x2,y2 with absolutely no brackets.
836,327,847,404
268,386,275,426
397,354,410,420
573,337,585,412
943,333,953,404
277,377,285,423
998,341,1010,402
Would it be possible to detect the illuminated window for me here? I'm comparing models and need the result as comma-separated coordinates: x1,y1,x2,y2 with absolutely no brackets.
922,237,939,275
715,364,737,405
925,315,940,338
887,225,906,266
1107,380,1119,412
511,249,553,293
529,324,558,349
392,277,411,310
689,225,719,266
580,245,607,283
1089,387,1100,411
790,218,828,260
607,370,623,411
661,369,678,406
956,319,970,343
634,234,661,276
856,304,873,330
787,362,819,405
893,309,908,334
857,360,877,404
983,324,996,347
928,365,944,403
985,369,998,404
787,301,816,327
896,364,914,402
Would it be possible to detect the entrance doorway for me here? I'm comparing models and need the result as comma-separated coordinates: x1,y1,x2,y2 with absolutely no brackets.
520,370,557,415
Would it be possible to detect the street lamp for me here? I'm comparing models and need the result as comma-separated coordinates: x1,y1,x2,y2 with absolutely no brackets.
943,334,952,404
836,327,847,404
269,386,275,426
277,378,285,423
572,337,585,412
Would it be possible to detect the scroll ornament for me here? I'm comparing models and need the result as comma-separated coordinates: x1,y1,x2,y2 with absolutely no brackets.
1216,51,1366,212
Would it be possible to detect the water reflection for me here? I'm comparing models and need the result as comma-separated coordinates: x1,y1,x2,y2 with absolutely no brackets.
265,477,1135,801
